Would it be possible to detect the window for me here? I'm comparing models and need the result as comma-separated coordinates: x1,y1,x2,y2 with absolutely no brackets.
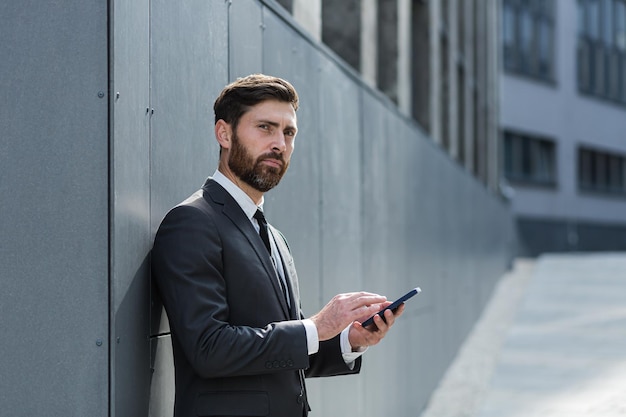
578,0,626,104
578,146,626,195
503,130,557,186
502,0,555,81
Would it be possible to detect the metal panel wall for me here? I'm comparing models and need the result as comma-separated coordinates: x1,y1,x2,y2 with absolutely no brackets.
110,0,151,416
315,54,368,417
0,0,109,415
229,0,264,78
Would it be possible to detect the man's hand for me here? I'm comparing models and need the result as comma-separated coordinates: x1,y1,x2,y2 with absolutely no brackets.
348,302,405,350
309,292,387,341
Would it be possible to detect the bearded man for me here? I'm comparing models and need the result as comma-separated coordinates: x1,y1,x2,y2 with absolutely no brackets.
151,74,404,417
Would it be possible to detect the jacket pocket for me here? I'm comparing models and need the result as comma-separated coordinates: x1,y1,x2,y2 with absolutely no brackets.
196,391,269,416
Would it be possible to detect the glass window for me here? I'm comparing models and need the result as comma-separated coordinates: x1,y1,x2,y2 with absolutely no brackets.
538,17,553,77
579,149,593,187
503,130,557,186
520,8,534,72
609,155,623,189
502,0,554,81
578,146,626,195
578,0,626,104
535,140,555,182
503,1,517,69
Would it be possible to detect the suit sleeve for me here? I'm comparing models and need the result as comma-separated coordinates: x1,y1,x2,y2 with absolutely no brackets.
305,336,362,378
152,204,310,379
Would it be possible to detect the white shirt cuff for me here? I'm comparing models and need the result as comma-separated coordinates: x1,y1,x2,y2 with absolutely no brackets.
302,319,319,355
340,326,367,368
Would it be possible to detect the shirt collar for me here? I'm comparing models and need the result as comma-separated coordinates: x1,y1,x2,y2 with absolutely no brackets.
212,169,264,220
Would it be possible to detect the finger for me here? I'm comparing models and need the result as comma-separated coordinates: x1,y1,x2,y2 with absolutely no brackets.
392,303,406,318
382,308,396,327
348,322,372,348
343,291,381,300
349,295,387,311
344,291,387,301
372,313,389,332
355,306,384,325
353,295,387,307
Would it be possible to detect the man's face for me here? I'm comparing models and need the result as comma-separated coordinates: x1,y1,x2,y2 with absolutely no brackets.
226,100,297,192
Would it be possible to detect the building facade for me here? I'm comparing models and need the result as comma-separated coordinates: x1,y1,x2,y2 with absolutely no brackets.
500,0,626,255
278,0,502,192
280,0,626,256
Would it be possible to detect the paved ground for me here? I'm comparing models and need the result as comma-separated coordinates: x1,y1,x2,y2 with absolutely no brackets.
419,253,626,417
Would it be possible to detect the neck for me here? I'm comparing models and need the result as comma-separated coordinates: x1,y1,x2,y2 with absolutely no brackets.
217,162,264,205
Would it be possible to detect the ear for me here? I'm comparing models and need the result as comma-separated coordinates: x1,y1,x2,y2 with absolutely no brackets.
215,119,233,150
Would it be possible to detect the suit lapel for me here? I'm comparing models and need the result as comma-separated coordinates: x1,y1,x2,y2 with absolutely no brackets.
203,179,291,318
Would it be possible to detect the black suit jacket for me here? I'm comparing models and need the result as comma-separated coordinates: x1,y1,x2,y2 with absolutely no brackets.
152,178,361,417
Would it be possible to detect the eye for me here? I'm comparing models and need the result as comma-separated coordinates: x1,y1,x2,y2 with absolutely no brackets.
284,129,296,138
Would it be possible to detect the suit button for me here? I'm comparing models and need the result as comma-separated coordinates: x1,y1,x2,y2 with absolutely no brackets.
273,360,279,368
265,361,272,369
287,360,294,367
280,360,286,368
296,394,304,404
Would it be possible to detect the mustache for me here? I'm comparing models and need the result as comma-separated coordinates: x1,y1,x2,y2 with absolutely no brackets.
257,152,285,165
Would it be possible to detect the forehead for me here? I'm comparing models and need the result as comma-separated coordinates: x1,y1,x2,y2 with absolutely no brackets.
242,100,297,126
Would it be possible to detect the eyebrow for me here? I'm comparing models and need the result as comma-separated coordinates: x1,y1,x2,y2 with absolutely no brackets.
257,119,297,132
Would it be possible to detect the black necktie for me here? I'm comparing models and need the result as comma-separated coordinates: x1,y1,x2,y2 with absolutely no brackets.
254,209,291,310
253,209,272,254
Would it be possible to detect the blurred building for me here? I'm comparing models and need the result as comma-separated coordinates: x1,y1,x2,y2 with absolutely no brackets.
500,0,626,255
276,0,502,191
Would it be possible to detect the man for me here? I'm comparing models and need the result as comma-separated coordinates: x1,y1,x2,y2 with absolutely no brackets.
152,74,404,417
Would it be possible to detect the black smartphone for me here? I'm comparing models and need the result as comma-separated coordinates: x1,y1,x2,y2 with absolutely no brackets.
361,287,421,328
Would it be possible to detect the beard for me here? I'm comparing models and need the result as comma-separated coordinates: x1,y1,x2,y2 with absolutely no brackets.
227,132,289,192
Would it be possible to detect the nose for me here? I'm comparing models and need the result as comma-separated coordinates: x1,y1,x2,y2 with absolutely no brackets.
272,132,287,153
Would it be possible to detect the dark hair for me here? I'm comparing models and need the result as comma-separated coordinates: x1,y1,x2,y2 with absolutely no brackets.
213,74,299,130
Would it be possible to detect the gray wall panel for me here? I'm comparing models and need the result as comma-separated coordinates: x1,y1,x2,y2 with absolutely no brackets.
361,93,392,294
316,57,366,417
360,94,396,416
0,0,109,415
318,58,363,295
150,0,229,231
149,335,175,417
111,0,151,313
110,1,152,416
229,0,264,78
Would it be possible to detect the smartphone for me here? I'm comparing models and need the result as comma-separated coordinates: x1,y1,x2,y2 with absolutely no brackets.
361,287,421,328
